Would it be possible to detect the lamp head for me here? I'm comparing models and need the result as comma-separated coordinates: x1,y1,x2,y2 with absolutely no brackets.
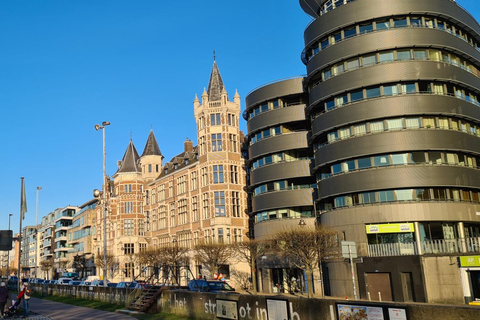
93,189,102,198
102,121,111,126
94,124,101,131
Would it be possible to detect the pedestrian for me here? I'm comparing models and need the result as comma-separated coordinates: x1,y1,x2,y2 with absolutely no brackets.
22,283,32,318
0,282,8,319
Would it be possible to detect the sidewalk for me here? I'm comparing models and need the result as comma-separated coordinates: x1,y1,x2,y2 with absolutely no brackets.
18,297,138,320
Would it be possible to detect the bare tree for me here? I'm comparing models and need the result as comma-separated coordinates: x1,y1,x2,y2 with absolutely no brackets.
40,260,53,279
232,239,266,293
193,243,232,278
95,254,119,280
135,247,162,281
157,243,189,283
274,226,339,298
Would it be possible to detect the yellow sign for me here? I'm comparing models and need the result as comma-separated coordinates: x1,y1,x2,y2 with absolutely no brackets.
366,223,414,234
460,256,480,267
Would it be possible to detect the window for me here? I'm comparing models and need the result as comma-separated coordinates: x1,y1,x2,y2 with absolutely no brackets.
397,50,411,61
211,133,222,151
229,134,238,152
370,121,384,132
378,191,394,202
353,124,366,136
350,90,363,102
373,156,389,166
210,113,221,125
347,58,360,70
362,54,377,66
366,87,381,99
401,83,416,94
360,192,376,204
232,191,240,217
202,193,209,219
405,118,420,128
396,189,414,201
359,23,373,34
213,165,224,183
413,50,427,60
230,165,239,184
392,153,409,165
228,114,236,126
214,191,226,217
344,26,356,38
379,51,394,63
393,18,407,28
386,118,403,130
376,20,390,30
124,243,134,255
123,218,135,237
357,157,371,169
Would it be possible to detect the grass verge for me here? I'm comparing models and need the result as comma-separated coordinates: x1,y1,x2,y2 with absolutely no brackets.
33,293,194,320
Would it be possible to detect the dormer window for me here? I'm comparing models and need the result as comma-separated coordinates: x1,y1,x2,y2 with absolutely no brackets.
174,164,178,170
165,168,168,175
185,159,190,165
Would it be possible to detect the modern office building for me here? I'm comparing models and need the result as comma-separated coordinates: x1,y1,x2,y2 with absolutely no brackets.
53,206,78,276
39,211,56,279
246,0,480,304
67,199,98,279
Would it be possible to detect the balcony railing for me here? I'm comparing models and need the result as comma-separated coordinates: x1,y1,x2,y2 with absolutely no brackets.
367,237,480,257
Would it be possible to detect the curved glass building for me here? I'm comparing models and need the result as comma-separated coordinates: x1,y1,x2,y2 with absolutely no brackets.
248,0,480,303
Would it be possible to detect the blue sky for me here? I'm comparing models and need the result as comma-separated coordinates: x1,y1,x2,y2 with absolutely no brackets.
1,0,479,234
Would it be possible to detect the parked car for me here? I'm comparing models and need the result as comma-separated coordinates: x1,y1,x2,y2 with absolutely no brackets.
35,279,45,284
117,281,138,289
187,279,236,293
107,282,118,288
81,280,92,286
69,280,82,286
91,279,110,287
57,278,73,285
43,280,51,285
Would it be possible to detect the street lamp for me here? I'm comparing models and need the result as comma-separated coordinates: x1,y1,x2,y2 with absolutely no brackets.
6,214,13,278
35,186,42,279
95,121,110,287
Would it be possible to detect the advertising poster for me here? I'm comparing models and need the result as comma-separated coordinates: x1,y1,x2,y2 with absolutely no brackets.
337,304,384,320
388,308,407,320
266,299,289,320
216,299,238,320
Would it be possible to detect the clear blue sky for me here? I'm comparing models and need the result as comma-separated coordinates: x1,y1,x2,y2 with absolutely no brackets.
1,0,479,234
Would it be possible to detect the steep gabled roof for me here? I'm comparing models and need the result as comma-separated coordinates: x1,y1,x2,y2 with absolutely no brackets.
207,61,225,102
117,140,141,173
141,129,162,157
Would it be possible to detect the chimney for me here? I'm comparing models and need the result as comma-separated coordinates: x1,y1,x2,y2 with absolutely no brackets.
184,138,193,152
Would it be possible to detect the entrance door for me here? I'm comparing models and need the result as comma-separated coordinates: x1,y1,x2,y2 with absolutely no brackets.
365,272,393,301
470,271,480,300
401,272,415,302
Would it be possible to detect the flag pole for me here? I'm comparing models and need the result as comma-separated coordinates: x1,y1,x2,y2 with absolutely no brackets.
17,177,25,292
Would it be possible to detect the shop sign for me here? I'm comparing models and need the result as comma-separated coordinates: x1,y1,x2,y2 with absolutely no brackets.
366,223,414,234
459,256,480,267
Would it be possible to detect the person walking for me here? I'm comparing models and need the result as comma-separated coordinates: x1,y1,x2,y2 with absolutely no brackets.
22,283,32,318
0,282,8,319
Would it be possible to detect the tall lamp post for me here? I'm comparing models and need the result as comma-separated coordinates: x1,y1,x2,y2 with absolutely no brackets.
6,214,13,278
95,121,110,287
34,186,42,279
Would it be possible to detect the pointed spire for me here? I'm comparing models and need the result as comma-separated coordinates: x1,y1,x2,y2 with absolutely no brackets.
117,140,141,173
141,129,162,157
193,94,200,108
207,61,225,102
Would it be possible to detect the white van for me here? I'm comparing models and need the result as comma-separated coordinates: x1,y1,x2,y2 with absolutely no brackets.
85,275,100,282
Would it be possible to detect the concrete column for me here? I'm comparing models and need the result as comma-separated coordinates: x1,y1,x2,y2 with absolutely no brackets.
414,222,423,255
457,222,467,253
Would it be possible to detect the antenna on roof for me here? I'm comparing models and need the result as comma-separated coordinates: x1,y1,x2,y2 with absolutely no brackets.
130,131,132,141
213,50,216,62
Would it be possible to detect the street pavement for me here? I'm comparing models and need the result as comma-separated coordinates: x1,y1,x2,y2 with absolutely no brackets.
7,296,138,320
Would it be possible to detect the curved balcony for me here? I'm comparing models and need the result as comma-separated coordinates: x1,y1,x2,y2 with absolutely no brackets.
314,130,480,167
247,104,307,133
303,0,480,46
311,95,480,140
250,160,312,186
306,28,480,80
254,218,309,240
245,77,305,112
321,201,480,228
317,165,480,199
308,61,480,111
252,188,314,214
249,131,309,160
